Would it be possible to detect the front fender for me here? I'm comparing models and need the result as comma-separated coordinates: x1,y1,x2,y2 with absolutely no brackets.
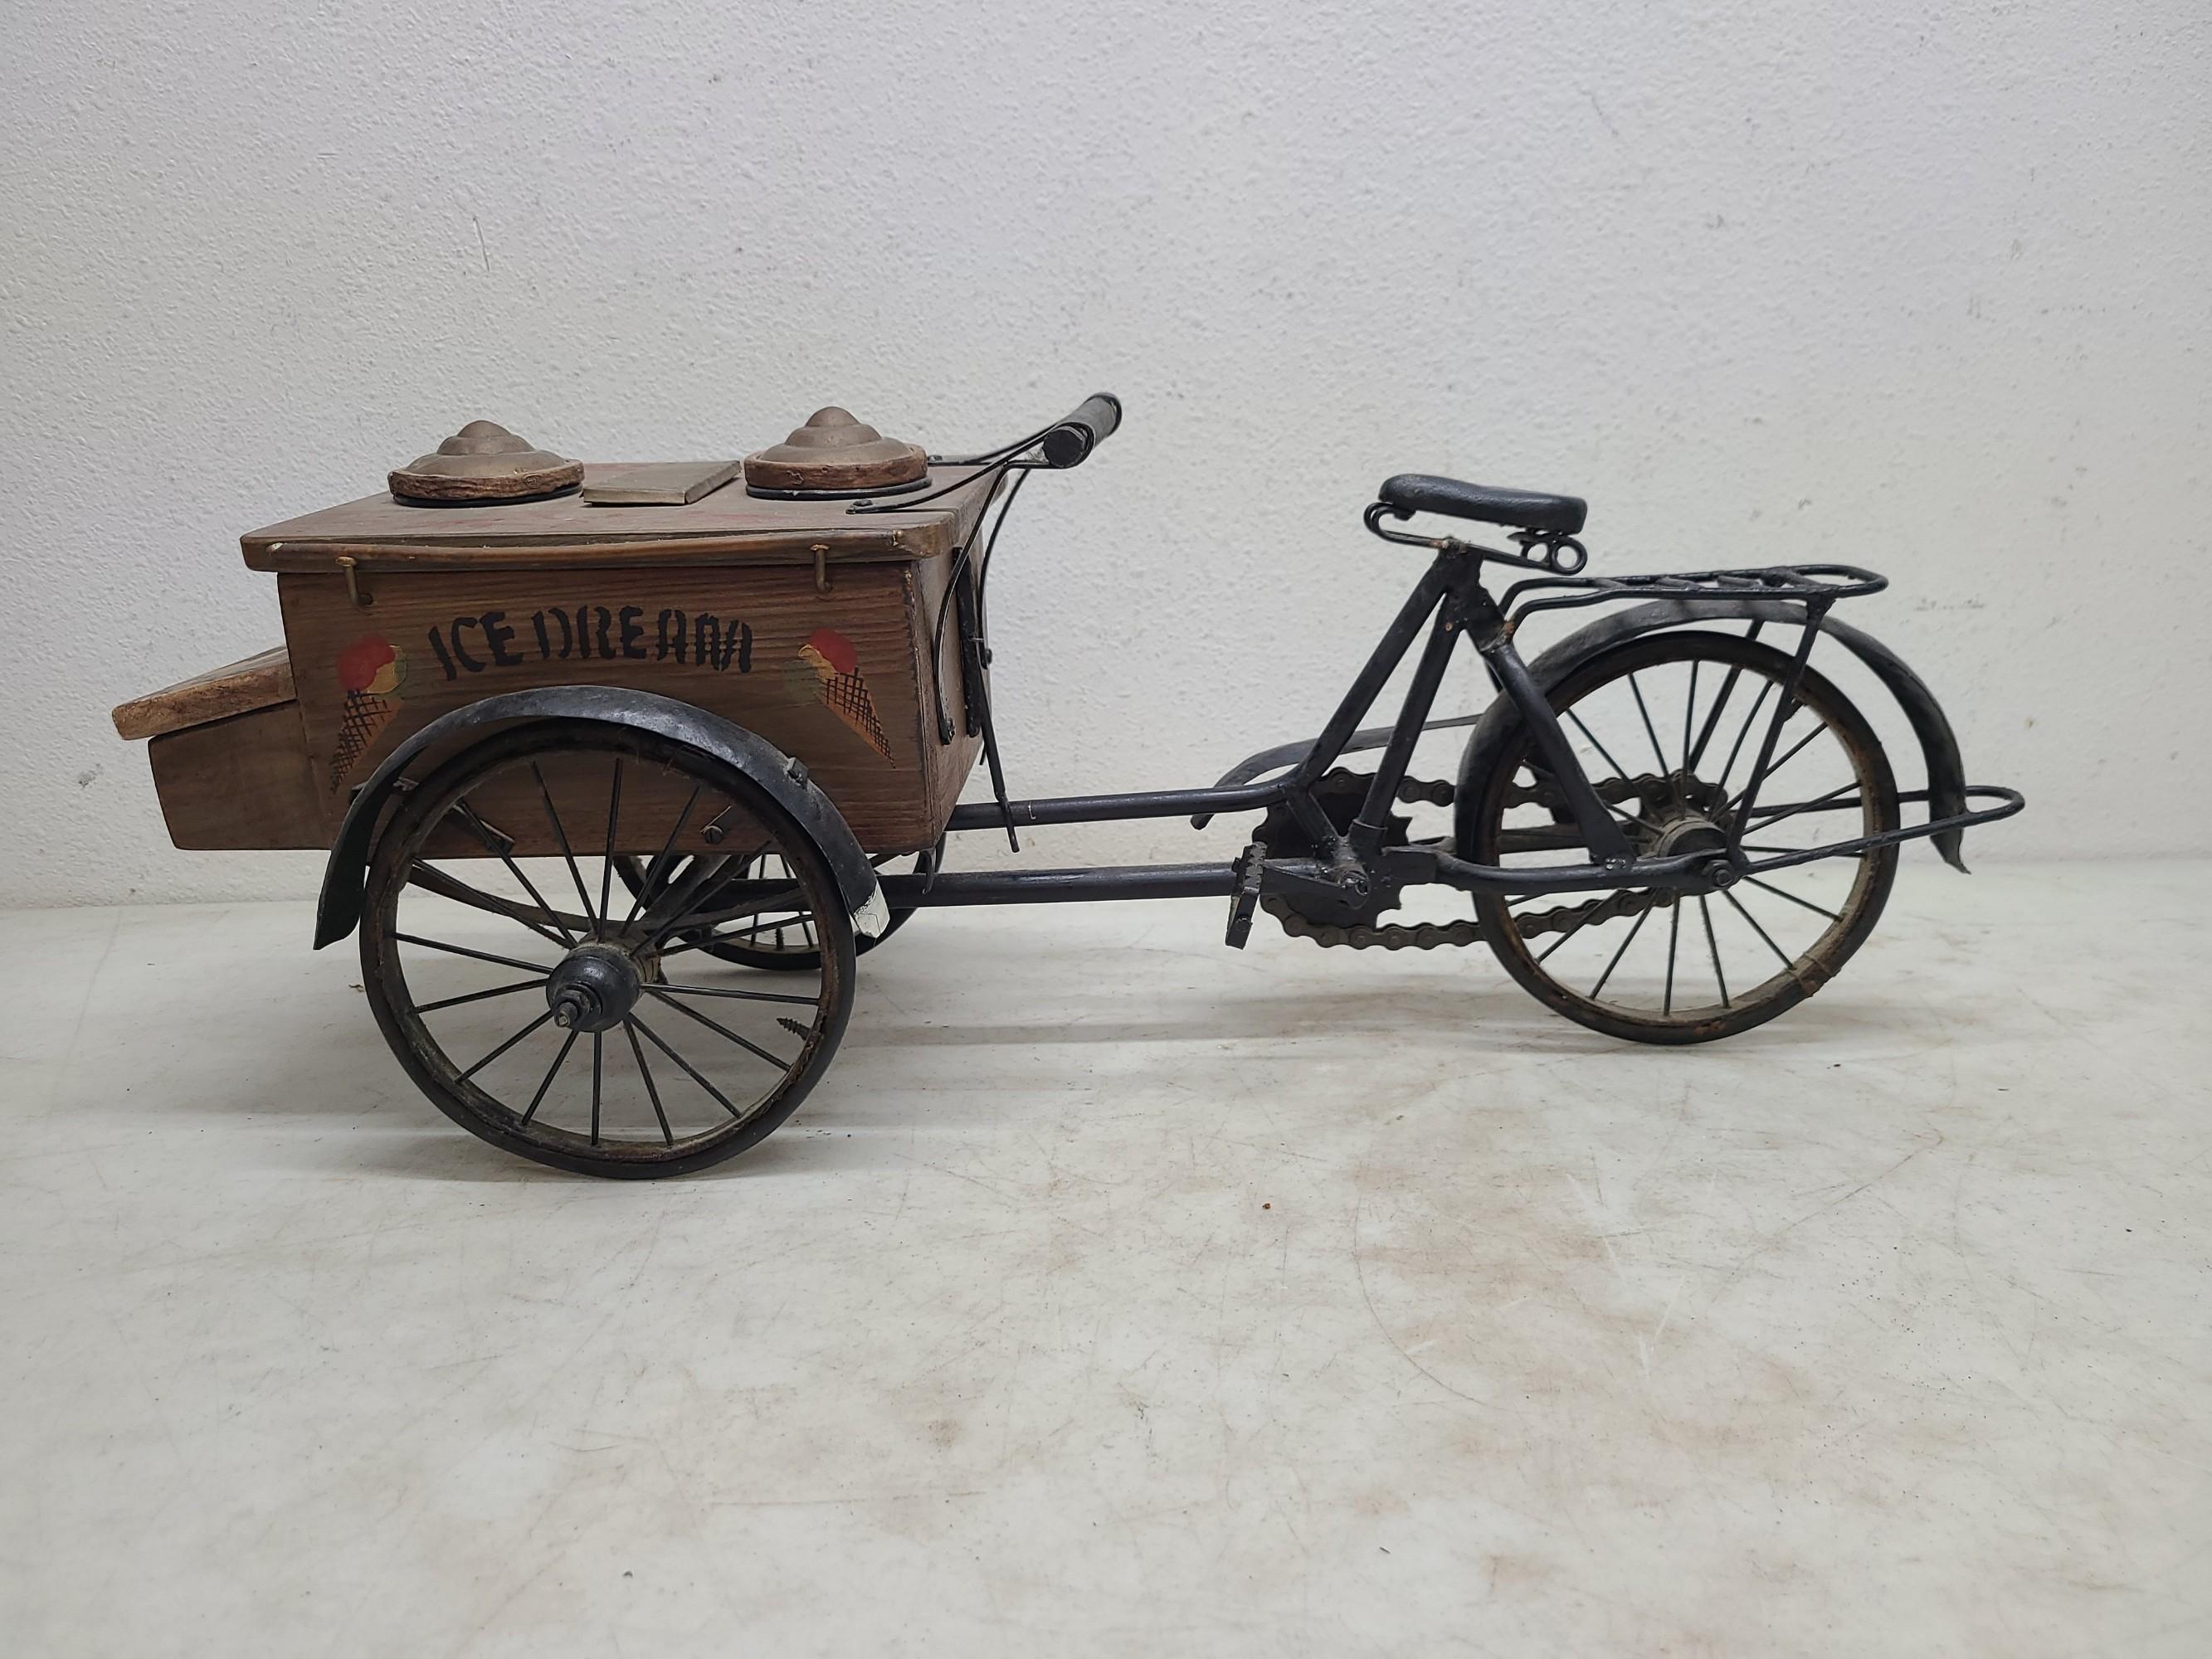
312,687,887,948
1455,599,1973,870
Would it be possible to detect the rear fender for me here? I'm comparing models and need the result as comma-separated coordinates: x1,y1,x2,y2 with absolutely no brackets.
1454,599,1971,870
312,687,887,948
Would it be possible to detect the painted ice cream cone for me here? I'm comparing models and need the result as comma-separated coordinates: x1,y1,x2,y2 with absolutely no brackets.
792,627,894,762
331,635,407,790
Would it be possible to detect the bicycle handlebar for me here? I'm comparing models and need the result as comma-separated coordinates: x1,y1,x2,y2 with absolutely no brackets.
1036,392,1123,469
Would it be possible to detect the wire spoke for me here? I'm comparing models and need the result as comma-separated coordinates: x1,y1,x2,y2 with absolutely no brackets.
416,975,548,1014
645,985,796,1071
630,1014,747,1120
519,1026,582,1125
655,982,822,1007
1684,621,1763,769
1627,671,1670,773
660,882,810,936
393,932,557,975
1588,907,1651,1001
1722,887,1800,971
449,802,580,946
597,759,624,927
1730,721,1831,814
1680,659,1700,777
1715,679,1777,795
635,842,763,941
1698,894,1730,1008
460,1008,556,1080
1747,781,1861,830
407,862,572,949
1535,902,1607,965
623,1020,675,1148
1565,709,1634,788
1523,762,1658,836
590,1030,605,1146
622,783,705,929
1741,874,1841,922
533,762,600,933
686,914,807,947
655,908,818,958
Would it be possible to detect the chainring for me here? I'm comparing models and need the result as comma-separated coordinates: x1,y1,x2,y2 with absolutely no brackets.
1256,766,1720,952
1257,768,1481,951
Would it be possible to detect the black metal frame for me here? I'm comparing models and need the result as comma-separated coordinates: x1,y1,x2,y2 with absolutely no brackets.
319,399,2020,946
869,519,2022,921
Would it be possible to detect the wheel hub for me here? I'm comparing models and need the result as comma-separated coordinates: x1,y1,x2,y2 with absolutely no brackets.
546,942,643,1033
1636,769,1735,863
1650,812,1730,859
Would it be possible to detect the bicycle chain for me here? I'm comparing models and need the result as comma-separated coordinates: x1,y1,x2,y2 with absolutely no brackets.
1264,771,1693,951
1510,883,1679,941
1506,770,1723,815
1263,773,1479,951
1262,895,1484,951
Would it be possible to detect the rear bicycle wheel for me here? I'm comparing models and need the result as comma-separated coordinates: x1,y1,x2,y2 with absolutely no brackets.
1466,631,1898,1044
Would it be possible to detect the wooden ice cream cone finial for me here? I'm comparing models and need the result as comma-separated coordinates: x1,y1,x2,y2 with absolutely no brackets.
388,420,582,504
744,407,928,499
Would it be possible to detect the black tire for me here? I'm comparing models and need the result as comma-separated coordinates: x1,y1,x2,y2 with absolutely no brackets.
359,721,855,1177
1466,631,1898,1044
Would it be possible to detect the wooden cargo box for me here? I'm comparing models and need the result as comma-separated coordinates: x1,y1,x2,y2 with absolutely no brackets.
119,465,993,856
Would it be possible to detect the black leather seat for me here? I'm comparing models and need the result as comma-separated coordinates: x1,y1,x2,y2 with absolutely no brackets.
1379,474,1586,536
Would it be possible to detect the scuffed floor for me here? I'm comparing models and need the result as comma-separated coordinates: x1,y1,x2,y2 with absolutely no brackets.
2,861,2207,1655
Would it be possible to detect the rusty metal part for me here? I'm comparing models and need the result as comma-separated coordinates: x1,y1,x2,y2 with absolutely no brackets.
1468,630,1900,1044
1260,894,1484,951
1258,768,1481,950
1511,884,1679,941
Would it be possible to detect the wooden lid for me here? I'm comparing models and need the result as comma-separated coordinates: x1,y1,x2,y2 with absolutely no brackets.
388,420,583,504
744,407,928,497
240,462,996,572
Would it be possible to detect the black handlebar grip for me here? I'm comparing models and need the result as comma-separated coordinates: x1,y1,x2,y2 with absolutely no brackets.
1038,392,1123,469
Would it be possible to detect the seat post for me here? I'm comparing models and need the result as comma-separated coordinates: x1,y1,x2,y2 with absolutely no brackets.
1456,578,1635,869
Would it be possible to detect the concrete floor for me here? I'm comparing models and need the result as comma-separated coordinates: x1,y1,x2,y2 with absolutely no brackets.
2,860,2208,1656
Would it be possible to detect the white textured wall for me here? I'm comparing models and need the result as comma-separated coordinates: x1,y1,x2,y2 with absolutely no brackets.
3,1,2206,907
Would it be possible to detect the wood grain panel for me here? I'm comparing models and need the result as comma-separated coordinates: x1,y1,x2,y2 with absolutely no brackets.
280,562,953,849
114,645,295,740
147,700,324,849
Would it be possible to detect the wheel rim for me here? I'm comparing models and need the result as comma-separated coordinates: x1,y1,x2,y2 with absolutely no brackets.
1473,632,1897,1037
361,723,855,1170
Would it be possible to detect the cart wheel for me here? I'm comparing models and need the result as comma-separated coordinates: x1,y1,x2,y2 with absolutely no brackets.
612,851,917,972
358,720,855,1177
1466,631,1898,1044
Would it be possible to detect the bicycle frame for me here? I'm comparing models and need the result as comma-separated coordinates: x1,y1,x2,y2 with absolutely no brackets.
875,542,2023,917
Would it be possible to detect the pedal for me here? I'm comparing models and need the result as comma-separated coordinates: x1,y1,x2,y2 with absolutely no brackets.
1224,842,1267,949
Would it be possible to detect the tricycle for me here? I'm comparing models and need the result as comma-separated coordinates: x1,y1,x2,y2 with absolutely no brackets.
114,394,2023,1177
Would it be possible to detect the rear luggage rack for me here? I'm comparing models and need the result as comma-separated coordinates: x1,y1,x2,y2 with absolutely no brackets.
1500,563,1886,622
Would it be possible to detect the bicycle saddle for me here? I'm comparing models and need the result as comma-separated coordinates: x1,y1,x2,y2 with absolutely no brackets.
1378,474,1586,537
